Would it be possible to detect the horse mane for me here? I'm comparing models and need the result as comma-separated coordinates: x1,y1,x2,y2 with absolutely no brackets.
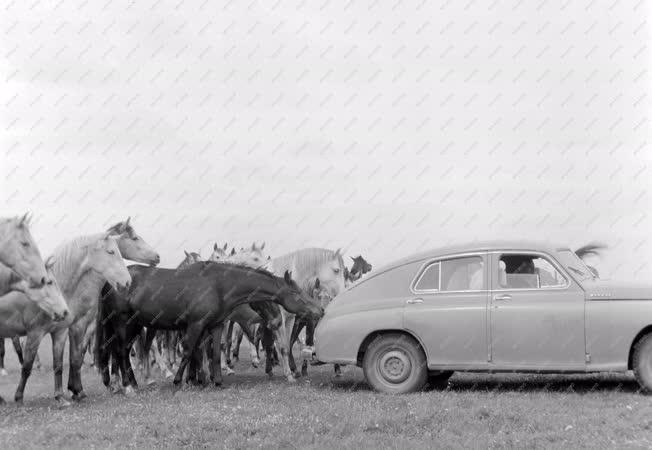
574,242,607,260
272,248,344,290
49,233,105,291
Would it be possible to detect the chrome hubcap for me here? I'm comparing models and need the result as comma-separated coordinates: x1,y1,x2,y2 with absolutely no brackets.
378,350,411,384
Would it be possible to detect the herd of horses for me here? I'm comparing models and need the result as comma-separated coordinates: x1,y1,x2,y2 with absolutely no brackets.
0,214,604,406
0,214,372,405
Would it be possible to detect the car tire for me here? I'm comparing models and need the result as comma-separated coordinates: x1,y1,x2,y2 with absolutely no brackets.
362,333,427,394
633,333,652,393
427,370,454,390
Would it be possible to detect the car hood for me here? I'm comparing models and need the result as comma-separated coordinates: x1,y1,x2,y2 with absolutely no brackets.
583,279,652,301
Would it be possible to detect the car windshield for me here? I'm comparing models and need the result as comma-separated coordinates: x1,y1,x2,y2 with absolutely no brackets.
555,249,595,281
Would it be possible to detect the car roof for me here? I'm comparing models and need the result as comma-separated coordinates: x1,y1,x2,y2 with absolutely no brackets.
367,239,571,280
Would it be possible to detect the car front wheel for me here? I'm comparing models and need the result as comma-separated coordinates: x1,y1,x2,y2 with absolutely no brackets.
362,333,427,394
633,333,652,393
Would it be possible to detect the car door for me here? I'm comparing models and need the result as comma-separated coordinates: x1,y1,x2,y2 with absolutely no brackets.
489,251,586,370
403,253,489,369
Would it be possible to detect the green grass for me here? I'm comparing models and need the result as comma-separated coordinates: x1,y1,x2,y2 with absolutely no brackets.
0,341,651,449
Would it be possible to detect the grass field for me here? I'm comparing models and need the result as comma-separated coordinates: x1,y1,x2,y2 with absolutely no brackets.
0,338,651,449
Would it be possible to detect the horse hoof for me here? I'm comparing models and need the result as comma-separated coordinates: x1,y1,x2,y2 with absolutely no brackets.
124,386,136,397
223,368,235,376
251,359,260,368
293,371,302,378
56,397,71,408
0,369,7,376
0,396,5,405
72,391,87,401
334,372,342,378
286,375,297,383
301,369,308,377
267,372,273,379
145,378,156,386
165,370,174,379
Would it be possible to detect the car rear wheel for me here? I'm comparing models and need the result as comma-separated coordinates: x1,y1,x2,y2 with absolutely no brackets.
633,333,652,393
362,333,427,394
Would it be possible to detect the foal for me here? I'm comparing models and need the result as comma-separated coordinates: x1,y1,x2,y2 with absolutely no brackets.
97,264,323,391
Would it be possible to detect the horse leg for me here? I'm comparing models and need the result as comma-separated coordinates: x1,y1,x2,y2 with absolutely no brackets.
262,327,274,378
51,329,69,406
289,320,305,377
141,328,157,386
15,329,46,403
210,326,225,387
81,321,95,367
224,320,234,368
12,336,24,366
173,323,206,386
220,324,234,375
252,325,262,368
0,339,6,376
67,322,87,400
274,313,295,382
234,323,245,362
151,335,174,379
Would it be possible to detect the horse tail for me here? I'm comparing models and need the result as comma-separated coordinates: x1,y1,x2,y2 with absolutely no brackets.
575,242,608,260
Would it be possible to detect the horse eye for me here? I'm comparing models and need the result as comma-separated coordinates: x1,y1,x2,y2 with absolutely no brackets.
21,241,29,247
333,268,340,273
132,237,139,241
107,250,115,255
47,280,53,285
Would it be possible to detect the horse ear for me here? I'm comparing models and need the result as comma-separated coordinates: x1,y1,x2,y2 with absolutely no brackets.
314,278,320,289
350,256,355,262
230,248,236,256
284,270,292,285
213,243,218,251
223,243,228,250
125,216,131,228
251,242,256,251
334,248,341,256
184,250,190,257
19,212,29,227
45,255,55,270
260,242,265,250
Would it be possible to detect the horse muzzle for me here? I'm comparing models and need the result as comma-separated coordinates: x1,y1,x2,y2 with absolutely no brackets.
52,308,70,322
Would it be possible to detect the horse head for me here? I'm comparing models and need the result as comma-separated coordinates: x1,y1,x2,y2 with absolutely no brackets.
87,234,131,291
0,213,48,289
209,242,228,262
227,242,270,269
107,217,160,266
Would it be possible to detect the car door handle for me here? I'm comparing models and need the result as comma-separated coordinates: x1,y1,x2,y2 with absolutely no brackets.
406,298,424,305
493,294,512,301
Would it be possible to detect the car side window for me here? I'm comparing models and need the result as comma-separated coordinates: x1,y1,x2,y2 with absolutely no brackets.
414,256,485,292
441,256,484,291
498,254,566,289
413,262,440,291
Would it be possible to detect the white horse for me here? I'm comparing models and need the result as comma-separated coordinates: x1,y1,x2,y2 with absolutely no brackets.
268,248,346,381
0,233,131,404
0,214,49,289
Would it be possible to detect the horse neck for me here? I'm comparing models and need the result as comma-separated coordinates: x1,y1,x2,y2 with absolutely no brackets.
0,265,18,296
64,269,105,318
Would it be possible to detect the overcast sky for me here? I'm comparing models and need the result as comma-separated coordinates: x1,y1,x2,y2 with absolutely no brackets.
1,1,650,280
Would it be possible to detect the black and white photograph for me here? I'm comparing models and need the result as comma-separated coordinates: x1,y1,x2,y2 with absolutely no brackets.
1,0,651,448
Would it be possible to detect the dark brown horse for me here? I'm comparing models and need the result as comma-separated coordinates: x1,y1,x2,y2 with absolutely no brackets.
96,262,323,392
